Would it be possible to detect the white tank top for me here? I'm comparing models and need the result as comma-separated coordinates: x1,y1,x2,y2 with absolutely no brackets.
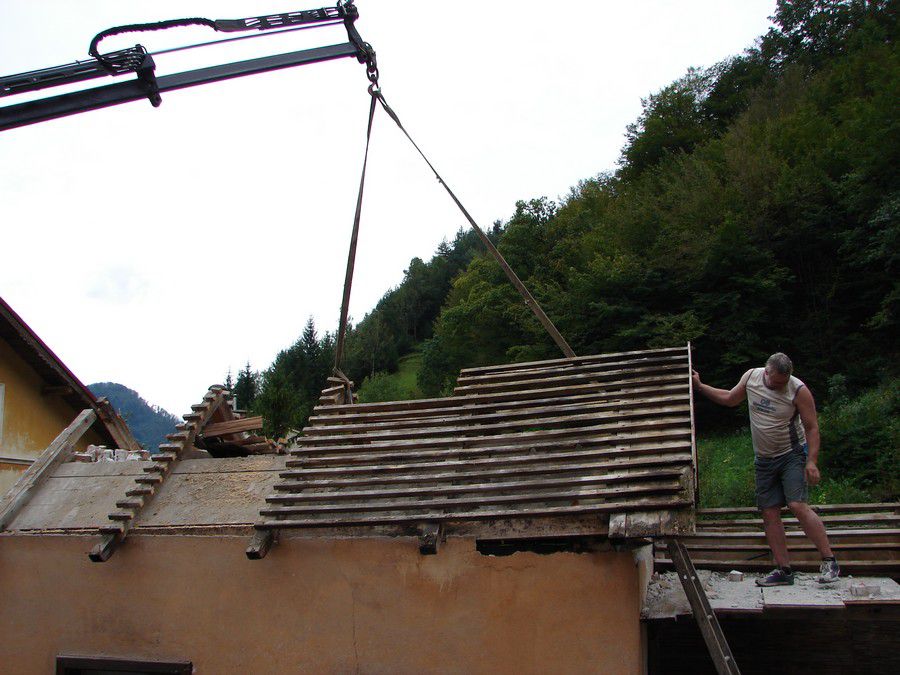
743,368,807,458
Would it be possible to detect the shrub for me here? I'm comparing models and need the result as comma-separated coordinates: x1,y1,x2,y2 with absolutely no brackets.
819,378,899,500
358,371,406,404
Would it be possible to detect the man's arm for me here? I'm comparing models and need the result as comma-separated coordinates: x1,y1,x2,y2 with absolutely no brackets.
794,386,822,486
692,370,748,407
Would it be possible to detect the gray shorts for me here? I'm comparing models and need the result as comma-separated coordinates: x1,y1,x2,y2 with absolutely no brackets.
755,444,809,509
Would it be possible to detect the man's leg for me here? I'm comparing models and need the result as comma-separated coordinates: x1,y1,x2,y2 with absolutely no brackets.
788,501,834,558
761,506,791,567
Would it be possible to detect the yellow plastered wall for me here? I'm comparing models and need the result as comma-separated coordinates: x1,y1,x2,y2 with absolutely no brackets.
0,535,643,674
0,339,104,495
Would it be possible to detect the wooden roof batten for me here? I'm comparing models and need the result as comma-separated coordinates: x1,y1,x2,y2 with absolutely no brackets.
247,344,698,559
87,385,281,562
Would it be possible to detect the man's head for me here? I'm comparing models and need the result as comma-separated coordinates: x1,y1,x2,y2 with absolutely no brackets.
764,352,793,389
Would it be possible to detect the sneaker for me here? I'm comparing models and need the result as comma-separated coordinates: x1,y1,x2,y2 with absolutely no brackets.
756,568,795,586
818,558,840,585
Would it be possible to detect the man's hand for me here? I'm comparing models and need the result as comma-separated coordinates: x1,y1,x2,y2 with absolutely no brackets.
692,369,701,390
805,461,821,486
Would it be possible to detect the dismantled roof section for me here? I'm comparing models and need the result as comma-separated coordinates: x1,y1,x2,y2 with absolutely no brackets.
252,345,697,553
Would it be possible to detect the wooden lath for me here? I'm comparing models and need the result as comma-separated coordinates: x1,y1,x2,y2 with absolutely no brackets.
654,503,900,577
88,385,231,562
249,345,697,557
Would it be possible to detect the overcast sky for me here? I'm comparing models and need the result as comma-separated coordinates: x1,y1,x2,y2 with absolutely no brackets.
1,0,776,416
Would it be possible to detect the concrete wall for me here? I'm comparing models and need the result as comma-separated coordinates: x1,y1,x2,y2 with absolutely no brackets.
0,534,643,674
0,339,104,495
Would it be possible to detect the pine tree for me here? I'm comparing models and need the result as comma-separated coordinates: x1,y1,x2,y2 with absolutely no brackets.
233,362,258,411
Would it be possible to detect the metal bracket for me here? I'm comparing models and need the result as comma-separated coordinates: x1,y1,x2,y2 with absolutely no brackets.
135,52,161,108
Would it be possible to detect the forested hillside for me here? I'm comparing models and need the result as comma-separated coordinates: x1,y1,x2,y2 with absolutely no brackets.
231,1,897,500
88,382,180,451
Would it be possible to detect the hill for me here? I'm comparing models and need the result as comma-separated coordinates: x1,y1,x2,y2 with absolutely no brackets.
89,382,179,451
229,1,898,499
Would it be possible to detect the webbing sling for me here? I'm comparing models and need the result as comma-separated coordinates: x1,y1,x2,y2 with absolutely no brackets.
332,86,576,388
333,89,378,382
371,89,576,359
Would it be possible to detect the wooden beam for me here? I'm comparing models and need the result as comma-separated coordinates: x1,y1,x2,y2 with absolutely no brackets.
246,528,276,560
89,532,122,563
0,409,96,530
255,496,692,529
418,522,442,555
201,416,264,437
94,397,142,452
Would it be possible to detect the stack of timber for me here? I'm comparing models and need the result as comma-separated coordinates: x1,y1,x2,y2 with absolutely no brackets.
255,345,697,539
653,503,900,577
319,375,358,406
196,414,282,456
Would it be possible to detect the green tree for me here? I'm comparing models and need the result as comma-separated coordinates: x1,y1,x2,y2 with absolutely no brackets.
233,362,258,411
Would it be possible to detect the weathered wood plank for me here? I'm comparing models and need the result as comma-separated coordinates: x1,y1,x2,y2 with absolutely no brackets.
200,416,264,437
95,397,142,452
308,382,685,425
699,513,900,529
303,393,686,437
662,528,900,540
256,496,693,529
267,467,685,504
297,403,690,447
291,412,691,456
289,435,692,468
453,353,685,386
458,346,687,376
698,503,900,517
654,557,900,574
281,448,693,483
313,371,687,416
278,451,692,489
0,409,96,530
654,541,898,553
453,362,685,395
261,480,683,517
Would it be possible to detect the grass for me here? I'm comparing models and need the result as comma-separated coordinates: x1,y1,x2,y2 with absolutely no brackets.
357,351,424,403
698,429,876,508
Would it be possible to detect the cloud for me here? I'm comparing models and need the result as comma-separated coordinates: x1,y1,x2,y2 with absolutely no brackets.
86,266,149,304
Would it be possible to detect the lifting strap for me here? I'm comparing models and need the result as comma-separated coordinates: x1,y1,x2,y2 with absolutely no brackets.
333,89,378,375
332,85,576,378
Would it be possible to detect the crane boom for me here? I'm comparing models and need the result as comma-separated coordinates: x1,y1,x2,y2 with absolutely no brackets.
0,2,374,132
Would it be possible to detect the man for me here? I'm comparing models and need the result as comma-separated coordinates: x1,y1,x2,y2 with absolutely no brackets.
692,352,840,586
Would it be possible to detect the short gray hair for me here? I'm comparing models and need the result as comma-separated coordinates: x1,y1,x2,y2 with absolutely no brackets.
766,352,793,375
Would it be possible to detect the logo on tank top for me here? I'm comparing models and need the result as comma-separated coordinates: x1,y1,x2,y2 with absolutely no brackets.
752,396,775,414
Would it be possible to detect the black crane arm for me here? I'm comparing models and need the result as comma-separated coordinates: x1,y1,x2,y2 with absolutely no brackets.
0,1,375,132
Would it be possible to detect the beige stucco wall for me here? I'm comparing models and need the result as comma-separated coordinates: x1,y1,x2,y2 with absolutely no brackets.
0,339,104,495
0,533,642,674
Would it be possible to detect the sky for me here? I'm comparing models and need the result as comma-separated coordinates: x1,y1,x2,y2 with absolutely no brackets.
0,0,777,416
